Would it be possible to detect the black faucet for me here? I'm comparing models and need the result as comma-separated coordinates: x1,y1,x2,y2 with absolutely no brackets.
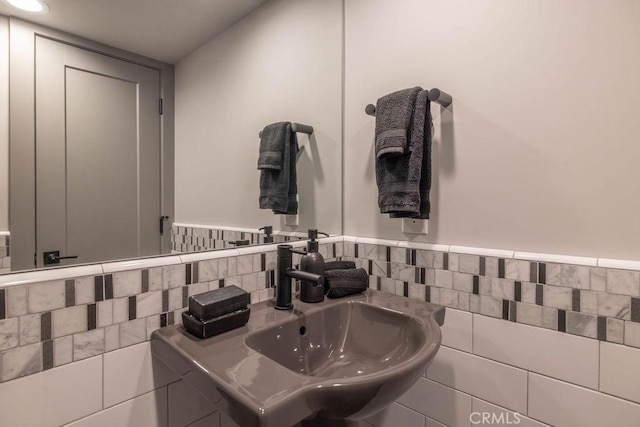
275,245,324,310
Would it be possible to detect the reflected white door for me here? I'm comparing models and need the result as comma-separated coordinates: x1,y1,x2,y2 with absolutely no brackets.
35,37,161,267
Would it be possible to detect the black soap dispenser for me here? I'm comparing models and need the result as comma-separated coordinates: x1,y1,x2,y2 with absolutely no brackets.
299,229,326,303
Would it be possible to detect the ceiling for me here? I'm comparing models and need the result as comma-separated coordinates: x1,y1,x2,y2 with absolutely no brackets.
0,0,269,64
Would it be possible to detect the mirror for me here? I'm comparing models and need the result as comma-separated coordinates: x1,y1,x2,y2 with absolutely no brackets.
0,0,344,274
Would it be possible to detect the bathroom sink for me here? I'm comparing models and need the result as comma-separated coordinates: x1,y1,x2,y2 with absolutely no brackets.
245,302,427,379
151,290,443,427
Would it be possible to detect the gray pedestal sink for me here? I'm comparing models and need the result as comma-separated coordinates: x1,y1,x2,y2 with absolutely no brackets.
151,290,444,427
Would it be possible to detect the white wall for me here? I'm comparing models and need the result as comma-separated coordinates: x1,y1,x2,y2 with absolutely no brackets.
344,0,640,260
175,0,343,235
0,15,9,231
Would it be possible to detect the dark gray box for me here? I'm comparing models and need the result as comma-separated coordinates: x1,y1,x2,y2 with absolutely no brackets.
188,285,249,322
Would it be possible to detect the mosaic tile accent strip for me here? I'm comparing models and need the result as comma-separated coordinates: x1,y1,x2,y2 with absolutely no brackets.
0,233,10,274
0,241,342,383
171,225,304,253
342,242,640,349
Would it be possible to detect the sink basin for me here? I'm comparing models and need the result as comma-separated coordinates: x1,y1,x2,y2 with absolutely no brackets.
151,290,443,427
245,302,426,379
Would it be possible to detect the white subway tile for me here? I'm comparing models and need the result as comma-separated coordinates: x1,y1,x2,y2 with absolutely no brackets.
515,252,597,267
355,237,400,247
598,258,640,271
67,388,168,427
529,373,640,427
451,246,514,259
396,377,471,427
168,380,218,427
399,240,449,252
471,398,549,427
103,342,178,407
365,402,426,427
473,314,599,389
441,308,472,352
600,342,640,404
0,356,102,426
426,347,527,413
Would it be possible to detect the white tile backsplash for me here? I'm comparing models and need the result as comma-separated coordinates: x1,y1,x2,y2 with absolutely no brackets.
440,308,473,353
600,342,640,404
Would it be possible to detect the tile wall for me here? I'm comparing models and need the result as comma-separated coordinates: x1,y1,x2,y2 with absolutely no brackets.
2,235,640,426
340,237,640,427
0,232,9,274
171,224,304,253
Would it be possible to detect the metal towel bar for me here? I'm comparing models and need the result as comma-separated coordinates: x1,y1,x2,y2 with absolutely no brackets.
259,123,314,138
365,87,452,116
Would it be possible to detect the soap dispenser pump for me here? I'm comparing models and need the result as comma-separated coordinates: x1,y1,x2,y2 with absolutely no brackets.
299,229,326,303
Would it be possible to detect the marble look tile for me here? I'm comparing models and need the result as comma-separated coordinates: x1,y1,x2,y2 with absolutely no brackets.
566,312,597,338
416,250,434,268
590,267,607,292
575,290,595,315
597,293,631,319
520,282,537,304
458,254,480,275
545,263,562,286
391,263,414,282
543,285,572,310
434,270,453,289
469,294,481,313
0,318,19,351
265,252,277,270
162,265,186,289
227,257,237,277
607,269,640,297
484,257,499,278
541,307,558,330
146,315,160,340
98,300,113,328
371,261,387,278
225,276,241,288
73,329,104,360
52,306,87,338
74,277,95,305
438,289,459,309
113,297,129,324
624,321,640,348
19,314,40,345
236,255,253,275
105,324,120,352
505,259,529,282
424,268,435,286
136,291,162,318
390,247,405,264
1,342,42,381
606,317,624,344
242,273,259,293
561,264,590,290
188,282,209,297
112,270,142,298
54,335,73,367
167,288,183,312
452,272,473,293
491,278,515,300
478,276,491,296
120,318,146,347
6,286,27,318
148,267,163,291
479,296,502,318
28,280,66,313
407,283,426,301
448,253,459,272
380,278,395,294
516,303,543,327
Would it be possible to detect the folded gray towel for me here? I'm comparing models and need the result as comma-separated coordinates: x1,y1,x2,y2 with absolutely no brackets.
324,260,356,270
375,87,422,159
378,90,432,217
258,123,298,215
325,268,368,298
257,122,288,170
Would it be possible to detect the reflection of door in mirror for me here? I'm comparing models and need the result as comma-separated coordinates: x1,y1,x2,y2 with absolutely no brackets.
32,37,161,269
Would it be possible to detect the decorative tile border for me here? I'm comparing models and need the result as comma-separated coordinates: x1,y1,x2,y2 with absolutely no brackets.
0,232,9,274
341,240,640,349
171,224,305,253
0,240,343,383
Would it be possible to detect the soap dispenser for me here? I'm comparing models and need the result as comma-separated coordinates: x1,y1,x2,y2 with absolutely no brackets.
299,229,326,303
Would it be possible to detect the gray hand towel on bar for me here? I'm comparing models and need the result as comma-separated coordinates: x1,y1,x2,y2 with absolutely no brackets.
325,268,368,298
375,87,422,159
258,122,298,214
377,90,432,218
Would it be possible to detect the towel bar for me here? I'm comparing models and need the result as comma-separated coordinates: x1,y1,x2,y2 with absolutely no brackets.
259,123,314,138
365,87,452,116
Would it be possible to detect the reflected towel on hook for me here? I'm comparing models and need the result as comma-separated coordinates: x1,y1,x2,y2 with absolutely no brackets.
258,122,298,215
375,87,421,159
377,89,432,218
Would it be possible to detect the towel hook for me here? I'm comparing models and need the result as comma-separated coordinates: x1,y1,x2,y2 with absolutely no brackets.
364,88,453,116
259,122,314,138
